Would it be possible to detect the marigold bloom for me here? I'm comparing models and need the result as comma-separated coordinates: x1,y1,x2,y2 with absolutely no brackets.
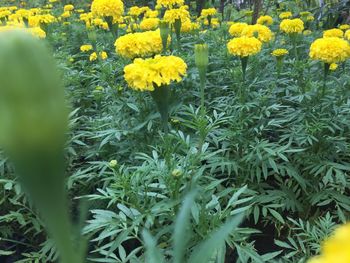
272,48,288,57
323,28,344,38
227,36,262,57
140,17,159,31
257,15,273,26
241,24,273,43
309,37,350,64
156,0,184,8
308,224,350,263
339,24,350,30
91,0,124,20
89,52,98,61
80,44,93,52
100,51,108,60
345,29,350,40
228,22,248,37
163,6,190,24
280,18,304,34
114,29,166,59
64,5,74,12
329,63,338,71
200,8,217,17
124,55,187,91
279,11,292,19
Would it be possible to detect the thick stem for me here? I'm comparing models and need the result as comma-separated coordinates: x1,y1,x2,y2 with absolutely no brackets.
240,57,248,103
151,85,171,133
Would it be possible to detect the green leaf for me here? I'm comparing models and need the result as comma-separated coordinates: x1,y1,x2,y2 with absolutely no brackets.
188,213,244,263
142,230,165,263
173,190,197,263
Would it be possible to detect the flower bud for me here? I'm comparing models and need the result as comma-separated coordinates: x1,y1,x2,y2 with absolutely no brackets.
195,43,209,71
109,159,118,168
0,29,68,155
159,20,170,52
172,169,183,178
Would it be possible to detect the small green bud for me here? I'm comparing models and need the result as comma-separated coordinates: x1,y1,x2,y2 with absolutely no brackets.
109,159,118,168
195,43,209,71
171,169,183,178
159,20,170,52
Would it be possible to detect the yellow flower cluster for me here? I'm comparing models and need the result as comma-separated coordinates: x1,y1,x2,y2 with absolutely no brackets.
80,44,93,52
323,28,344,38
115,30,165,59
124,55,187,91
0,25,46,38
200,8,217,17
128,6,150,17
163,5,190,24
339,24,350,30
308,223,350,263
241,24,273,43
140,17,159,31
280,18,304,34
229,22,248,37
257,15,273,26
309,37,350,64
345,29,350,40
156,0,184,9
91,0,124,20
227,37,262,57
279,11,292,19
272,49,289,57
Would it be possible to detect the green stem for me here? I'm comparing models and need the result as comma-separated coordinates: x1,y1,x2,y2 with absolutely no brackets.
151,85,171,133
322,63,330,97
240,57,248,103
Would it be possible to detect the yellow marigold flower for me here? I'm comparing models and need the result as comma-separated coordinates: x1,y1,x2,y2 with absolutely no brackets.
308,224,350,263
100,51,108,60
114,29,166,59
128,6,150,17
229,22,248,37
124,55,187,91
280,18,304,34
61,11,71,18
309,37,350,64
257,15,273,26
345,29,350,40
323,28,344,38
64,5,74,12
156,0,184,9
200,8,217,17
329,63,338,71
279,11,292,19
241,24,273,43
272,48,288,57
80,44,93,52
28,27,46,38
145,10,158,18
181,20,199,33
140,17,159,31
227,36,262,57
163,6,190,24
90,52,98,61
91,0,124,20
339,24,350,30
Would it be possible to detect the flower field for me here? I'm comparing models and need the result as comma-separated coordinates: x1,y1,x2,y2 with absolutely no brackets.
1,0,350,262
